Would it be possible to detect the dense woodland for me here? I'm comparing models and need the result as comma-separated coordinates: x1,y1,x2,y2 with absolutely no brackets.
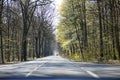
57,0,120,63
0,0,56,64
0,0,120,64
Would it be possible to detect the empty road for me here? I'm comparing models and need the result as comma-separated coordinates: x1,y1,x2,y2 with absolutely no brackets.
0,56,120,80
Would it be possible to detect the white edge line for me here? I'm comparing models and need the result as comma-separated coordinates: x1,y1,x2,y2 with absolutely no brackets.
26,63,45,77
81,67,99,78
86,70,99,78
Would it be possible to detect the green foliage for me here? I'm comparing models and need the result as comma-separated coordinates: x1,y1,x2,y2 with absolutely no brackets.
57,0,120,63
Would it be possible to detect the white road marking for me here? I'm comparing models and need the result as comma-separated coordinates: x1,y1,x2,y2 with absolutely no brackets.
81,67,99,78
86,70,99,78
26,63,45,77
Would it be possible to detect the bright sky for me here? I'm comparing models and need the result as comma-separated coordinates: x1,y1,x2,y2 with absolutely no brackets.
53,0,63,27
53,0,63,53
55,0,63,9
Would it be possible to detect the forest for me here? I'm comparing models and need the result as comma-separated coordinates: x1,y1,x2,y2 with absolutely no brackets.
57,0,120,63
0,0,56,64
0,0,120,64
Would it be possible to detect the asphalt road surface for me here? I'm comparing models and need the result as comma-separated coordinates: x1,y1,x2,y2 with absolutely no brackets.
0,56,120,80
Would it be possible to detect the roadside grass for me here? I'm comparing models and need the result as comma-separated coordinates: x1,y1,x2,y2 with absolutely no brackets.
61,53,120,65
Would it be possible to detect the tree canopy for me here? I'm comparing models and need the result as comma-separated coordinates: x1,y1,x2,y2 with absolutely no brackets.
57,0,120,62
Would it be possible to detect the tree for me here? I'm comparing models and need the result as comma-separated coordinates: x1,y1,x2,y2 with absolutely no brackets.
19,0,52,61
97,0,104,62
57,0,120,63
0,0,5,64
0,0,55,63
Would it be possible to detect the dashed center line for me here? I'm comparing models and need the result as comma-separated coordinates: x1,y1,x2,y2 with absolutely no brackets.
81,67,99,78
26,63,45,77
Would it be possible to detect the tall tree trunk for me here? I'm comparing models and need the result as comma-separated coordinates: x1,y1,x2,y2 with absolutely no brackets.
21,37,27,61
97,0,104,62
114,0,120,60
21,27,27,61
21,5,29,61
35,36,39,58
0,0,4,64
38,30,41,58
109,0,117,60
82,0,88,48
0,30,4,64
7,0,10,62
